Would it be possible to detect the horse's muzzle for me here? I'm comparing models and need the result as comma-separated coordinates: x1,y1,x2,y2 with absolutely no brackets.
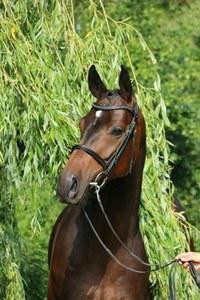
57,172,80,204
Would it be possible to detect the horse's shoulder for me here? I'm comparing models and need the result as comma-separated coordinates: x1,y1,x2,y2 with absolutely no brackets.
48,206,71,266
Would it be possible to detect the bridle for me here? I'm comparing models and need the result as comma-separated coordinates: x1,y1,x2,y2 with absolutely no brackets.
70,102,200,294
71,102,175,270
71,103,138,184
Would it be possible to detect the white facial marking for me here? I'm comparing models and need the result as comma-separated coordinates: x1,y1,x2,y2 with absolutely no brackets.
96,110,103,118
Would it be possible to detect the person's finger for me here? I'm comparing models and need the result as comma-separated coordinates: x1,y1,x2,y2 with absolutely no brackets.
176,252,190,261
176,252,193,261
196,264,200,271
192,263,200,271
176,252,200,262
183,262,189,269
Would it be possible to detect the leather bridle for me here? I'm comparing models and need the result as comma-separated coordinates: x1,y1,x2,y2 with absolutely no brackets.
71,103,139,183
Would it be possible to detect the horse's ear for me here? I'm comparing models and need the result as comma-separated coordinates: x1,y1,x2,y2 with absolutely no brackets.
119,65,133,102
88,65,107,99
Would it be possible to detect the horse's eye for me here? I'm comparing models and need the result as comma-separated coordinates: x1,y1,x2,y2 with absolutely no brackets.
111,127,123,136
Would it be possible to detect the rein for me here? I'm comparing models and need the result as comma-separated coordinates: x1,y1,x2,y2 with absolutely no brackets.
82,182,176,274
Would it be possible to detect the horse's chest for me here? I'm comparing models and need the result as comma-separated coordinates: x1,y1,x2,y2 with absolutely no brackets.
63,262,148,300
85,275,135,300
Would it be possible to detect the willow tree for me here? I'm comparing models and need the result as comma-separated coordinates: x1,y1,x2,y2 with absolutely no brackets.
0,1,199,299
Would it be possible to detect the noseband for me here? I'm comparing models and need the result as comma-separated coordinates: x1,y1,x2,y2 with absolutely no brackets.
71,103,138,182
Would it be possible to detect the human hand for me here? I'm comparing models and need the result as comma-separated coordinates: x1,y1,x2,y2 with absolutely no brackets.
176,252,200,271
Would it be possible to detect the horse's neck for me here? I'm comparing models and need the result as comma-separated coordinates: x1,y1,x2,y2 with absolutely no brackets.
102,169,143,231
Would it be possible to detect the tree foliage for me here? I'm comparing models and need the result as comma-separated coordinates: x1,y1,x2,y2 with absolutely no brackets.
0,1,199,299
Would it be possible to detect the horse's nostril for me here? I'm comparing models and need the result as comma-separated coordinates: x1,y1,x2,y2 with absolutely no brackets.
70,176,78,193
57,173,80,203
68,175,79,200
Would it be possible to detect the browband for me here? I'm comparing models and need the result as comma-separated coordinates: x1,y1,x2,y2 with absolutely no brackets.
92,103,138,117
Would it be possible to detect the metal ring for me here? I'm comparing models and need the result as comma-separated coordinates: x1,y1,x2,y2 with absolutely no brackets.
89,171,107,190
94,171,105,183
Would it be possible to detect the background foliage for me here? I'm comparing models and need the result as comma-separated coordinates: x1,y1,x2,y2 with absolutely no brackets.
0,0,199,299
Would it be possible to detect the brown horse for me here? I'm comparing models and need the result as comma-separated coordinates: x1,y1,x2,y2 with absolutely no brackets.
48,66,151,299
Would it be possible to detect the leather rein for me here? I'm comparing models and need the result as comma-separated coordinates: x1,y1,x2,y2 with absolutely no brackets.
71,103,200,292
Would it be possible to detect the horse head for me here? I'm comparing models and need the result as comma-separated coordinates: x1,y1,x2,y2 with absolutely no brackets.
57,65,145,204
